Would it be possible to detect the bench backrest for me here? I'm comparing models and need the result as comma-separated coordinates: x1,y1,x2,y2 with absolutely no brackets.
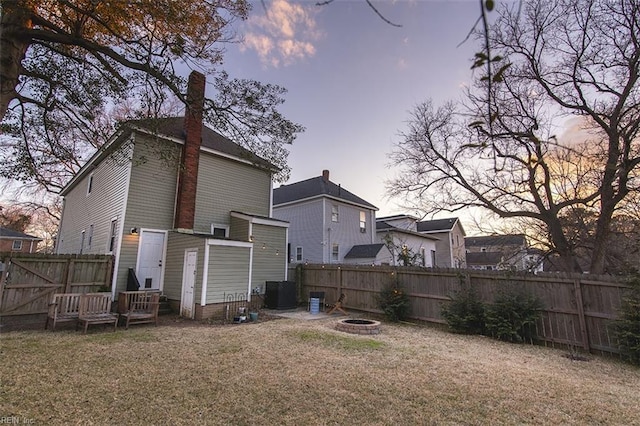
118,291,160,314
50,293,82,317
78,293,113,318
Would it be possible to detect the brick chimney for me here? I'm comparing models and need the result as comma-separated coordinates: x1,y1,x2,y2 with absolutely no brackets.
174,71,205,230
322,169,330,183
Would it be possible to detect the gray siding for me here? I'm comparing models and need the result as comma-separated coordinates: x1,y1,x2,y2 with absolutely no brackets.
57,142,132,255
206,246,250,303
322,198,375,262
273,199,324,263
424,225,465,268
451,224,467,268
194,153,271,233
251,224,287,288
165,232,205,302
430,231,453,267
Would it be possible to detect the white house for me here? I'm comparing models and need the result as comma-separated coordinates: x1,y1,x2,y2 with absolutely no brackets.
374,215,439,267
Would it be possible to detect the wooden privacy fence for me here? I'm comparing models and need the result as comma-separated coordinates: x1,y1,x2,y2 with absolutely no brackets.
0,253,114,317
297,264,629,355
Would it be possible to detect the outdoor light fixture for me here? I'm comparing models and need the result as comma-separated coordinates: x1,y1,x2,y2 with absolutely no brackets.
130,227,138,235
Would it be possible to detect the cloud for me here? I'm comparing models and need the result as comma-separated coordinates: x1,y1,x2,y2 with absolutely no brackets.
396,58,408,70
241,0,322,67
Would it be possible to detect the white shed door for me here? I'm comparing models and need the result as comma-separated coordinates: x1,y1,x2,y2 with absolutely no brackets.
137,230,165,290
181,250,197,318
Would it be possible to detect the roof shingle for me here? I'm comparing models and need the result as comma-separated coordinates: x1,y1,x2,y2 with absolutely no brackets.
273,175,377,209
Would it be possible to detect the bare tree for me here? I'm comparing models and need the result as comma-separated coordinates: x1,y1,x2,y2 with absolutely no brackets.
1,1,303,190
388,0,640,273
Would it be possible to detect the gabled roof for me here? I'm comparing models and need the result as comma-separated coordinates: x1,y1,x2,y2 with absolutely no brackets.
376,214,419,222
127,117,272,169
273,175,378,210
465,234,527,248
417,217,464,234
0,227,42,240
61,116,273,195
376,221,439,240
344,243,385,259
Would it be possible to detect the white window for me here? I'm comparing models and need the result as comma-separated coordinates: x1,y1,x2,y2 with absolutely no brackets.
331,205,339,222
431,250,436,267
108,218,118,253
331,244,339,262
87,173,94,196
296,246,303,262
12,240,22,251
210,224,229,238
359,211,366,233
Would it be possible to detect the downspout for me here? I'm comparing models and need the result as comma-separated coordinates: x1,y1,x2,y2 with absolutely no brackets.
247,245,253,302
322,199,327,263
201,243,210,306
284,227,289,280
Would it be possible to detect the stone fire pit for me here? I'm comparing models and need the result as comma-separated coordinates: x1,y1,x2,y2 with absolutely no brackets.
335,318,381,335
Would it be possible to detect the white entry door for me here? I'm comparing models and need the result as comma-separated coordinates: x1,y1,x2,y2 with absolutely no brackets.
181,250,197,318
137,230,166,290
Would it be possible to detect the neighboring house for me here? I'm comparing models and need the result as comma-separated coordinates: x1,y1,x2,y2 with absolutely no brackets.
0,227,42,253
416,218,467,268
56,71,288,320
273,170,378,264
466,234,543,272
373,215,438,267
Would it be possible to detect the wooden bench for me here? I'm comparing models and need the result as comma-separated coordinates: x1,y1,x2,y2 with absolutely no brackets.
118,291,160,329
46,293,82,331
77,293,119,334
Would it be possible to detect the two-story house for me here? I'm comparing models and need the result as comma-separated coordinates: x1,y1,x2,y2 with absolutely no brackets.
466,234,543,272
273,170,378,264
416,218,466,268
374,215,438,267
56,71,288,320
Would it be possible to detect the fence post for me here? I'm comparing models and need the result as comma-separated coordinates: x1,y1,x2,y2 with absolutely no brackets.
573,278,590,351
64,257,74,293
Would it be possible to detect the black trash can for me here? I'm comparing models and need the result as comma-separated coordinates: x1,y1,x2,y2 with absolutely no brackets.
264,281,297,310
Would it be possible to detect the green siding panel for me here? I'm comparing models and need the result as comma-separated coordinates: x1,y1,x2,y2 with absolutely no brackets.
252,224,287,287
165,232,205,302
206,246,251,304
57,143,132,254
114,136,181,294
194,154,271,233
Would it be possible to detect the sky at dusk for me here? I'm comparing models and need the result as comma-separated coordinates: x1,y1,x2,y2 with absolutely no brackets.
217,0,484,220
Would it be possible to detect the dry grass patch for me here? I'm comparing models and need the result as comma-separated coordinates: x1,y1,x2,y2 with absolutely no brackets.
1,318,639,425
